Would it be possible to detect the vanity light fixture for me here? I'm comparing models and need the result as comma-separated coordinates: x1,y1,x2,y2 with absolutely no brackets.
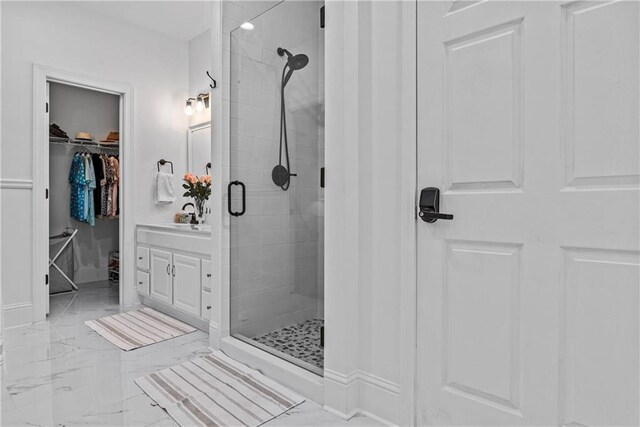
185,93,210,116
240,22,254,30
184,97,195,116
196,95,205,112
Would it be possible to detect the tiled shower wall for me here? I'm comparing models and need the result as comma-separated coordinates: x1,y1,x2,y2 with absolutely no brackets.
224,1,324,338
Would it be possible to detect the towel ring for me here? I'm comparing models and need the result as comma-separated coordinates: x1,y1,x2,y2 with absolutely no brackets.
157,159,174,173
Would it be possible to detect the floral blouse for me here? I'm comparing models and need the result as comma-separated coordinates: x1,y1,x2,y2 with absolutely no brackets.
68,153,87,222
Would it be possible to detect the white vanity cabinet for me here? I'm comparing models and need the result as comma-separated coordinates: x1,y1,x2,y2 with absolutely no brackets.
136,225,213,330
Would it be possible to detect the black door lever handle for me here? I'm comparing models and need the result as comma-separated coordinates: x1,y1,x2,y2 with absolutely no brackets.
419,187,454,223
419,210,453,221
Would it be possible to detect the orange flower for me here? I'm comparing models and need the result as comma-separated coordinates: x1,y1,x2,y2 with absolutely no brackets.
203,175,212,184
183,173,197,184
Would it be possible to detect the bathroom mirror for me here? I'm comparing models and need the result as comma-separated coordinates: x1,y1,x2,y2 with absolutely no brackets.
187,121,211,175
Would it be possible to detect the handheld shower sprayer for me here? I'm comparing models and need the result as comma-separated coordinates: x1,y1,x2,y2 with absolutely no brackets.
272,47,309,190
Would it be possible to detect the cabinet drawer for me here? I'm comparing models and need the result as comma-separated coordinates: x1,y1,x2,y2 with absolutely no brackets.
202,290,212,320
137,270,150,295
137,246,150,270
201,259,212,292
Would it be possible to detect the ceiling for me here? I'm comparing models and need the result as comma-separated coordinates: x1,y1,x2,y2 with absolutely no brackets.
73,1,213,41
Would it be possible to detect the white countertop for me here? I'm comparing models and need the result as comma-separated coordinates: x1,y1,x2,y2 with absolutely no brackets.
137,223,212,235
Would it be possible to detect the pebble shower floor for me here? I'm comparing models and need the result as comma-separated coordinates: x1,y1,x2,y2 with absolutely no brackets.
254,319,324,369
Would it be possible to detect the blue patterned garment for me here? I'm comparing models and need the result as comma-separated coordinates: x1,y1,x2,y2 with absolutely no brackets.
69,153,87,222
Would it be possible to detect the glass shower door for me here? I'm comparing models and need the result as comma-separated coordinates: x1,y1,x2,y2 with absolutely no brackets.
228,0,325,375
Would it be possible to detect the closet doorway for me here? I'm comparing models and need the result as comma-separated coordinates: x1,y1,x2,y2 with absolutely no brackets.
33,66,134,322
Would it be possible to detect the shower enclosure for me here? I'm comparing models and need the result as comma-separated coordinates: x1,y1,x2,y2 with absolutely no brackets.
228,1,325,375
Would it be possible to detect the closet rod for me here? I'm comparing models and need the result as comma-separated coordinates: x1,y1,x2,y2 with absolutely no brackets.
50,141,119,154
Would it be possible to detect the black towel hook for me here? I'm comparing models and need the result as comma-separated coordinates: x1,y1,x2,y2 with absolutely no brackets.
206,71,217,89
157,159,174,173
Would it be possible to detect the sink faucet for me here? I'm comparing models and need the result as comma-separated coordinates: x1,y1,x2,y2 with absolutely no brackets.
181,203,198,224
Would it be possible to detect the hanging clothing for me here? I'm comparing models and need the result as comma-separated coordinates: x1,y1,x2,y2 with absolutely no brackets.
111,156,119,218
105,156,114,216
100,154,109,217
68,153,87,222
84,154,96,226
92,154,104,217
68,152,118,225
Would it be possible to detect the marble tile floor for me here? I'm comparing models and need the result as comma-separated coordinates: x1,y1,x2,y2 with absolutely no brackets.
1,281,379,427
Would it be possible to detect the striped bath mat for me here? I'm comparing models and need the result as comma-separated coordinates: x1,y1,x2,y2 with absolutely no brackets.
135,351,305,426
85,307,196,351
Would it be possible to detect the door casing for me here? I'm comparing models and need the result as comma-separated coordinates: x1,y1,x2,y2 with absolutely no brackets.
32,65,135,321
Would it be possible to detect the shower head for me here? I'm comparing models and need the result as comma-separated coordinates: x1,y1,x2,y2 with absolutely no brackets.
288,54,309,70
278,47,309,88
277,47,309,71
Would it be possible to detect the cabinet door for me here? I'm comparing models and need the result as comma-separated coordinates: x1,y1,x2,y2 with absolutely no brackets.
173,253,201,316
150,249,172,305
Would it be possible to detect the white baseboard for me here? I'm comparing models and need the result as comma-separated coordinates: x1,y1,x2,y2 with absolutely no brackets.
324,369,359,417
209,321,220,350
3,302,33,328
324,368,401,426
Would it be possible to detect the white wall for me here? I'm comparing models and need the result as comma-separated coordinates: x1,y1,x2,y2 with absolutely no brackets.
1,1,189,326
187,30,213,177
324,1,416,424
0,1,4,364
189,30,213,128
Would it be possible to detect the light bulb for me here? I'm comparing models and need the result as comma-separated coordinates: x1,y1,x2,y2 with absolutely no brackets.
184,100,193,116
240,22,254,30
196,96,205,112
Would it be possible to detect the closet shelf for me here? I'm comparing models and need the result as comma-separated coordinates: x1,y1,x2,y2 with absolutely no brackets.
50,140,119,154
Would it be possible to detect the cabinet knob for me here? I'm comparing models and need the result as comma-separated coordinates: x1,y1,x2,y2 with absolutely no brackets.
206,306,211,310
138,256,143,260
206,274,211,278
138,282,143,285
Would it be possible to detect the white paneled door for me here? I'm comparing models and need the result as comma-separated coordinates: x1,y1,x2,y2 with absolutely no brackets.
416,1,639,425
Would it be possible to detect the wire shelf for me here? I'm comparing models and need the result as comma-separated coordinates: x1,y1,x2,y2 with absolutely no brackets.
50,140,120,154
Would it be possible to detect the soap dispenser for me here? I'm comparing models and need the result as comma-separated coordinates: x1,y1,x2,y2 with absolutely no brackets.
175,203,196,224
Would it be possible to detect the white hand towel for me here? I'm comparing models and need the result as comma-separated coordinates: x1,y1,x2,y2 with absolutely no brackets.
155,172,176,204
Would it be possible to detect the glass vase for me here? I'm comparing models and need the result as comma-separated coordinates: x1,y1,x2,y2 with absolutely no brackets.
194,199,206,224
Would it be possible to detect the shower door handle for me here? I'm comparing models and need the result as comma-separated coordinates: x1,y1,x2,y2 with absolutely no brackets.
227,181,246,217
